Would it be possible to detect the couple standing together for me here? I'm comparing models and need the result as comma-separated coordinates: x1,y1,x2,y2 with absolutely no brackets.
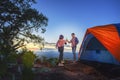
56,33,79,66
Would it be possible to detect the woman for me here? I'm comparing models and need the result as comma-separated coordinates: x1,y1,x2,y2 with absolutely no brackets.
56,35,66,66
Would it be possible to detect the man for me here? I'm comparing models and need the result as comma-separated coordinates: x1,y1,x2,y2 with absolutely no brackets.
67,33,79,62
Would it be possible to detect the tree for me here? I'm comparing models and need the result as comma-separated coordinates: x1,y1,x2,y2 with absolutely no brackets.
0,0,48,59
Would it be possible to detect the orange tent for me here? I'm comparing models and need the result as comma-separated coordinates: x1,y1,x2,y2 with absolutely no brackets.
79,24,120,64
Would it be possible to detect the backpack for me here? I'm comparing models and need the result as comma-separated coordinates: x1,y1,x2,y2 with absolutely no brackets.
75,37,79,45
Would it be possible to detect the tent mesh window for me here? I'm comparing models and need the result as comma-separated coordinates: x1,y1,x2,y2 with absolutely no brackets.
96,50,101,54
86,37,107,51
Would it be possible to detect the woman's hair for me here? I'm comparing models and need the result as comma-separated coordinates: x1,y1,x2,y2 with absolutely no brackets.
71,33,75,35
59,35,64,39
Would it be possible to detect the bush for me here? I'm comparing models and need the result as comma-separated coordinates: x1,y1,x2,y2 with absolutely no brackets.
22,50,36,69
7,53,18,63
47,58,58,67
20,49,36,80
0,53,18,79
0,61,7,78
22,68,34,80
38,56,58,67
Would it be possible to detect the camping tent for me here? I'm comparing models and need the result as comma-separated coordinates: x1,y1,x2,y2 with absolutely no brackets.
79,24,120,65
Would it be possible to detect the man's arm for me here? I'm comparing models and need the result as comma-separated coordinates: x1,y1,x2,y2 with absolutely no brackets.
66,39,71,43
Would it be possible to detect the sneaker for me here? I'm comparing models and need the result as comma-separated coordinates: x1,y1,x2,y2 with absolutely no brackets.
58,63,64,66
61,60,65,64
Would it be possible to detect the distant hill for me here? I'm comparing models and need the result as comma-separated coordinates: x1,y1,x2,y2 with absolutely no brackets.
45,42,71,50
45,42,56,46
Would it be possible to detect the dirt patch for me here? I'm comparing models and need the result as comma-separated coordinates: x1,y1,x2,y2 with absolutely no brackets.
3,59,120,80
33,60,115,80
79,60,120,78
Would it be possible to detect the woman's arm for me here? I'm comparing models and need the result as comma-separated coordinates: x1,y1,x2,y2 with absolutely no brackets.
66,39,71,43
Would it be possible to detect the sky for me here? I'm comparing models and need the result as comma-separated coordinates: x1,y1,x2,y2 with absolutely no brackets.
32,0,120,44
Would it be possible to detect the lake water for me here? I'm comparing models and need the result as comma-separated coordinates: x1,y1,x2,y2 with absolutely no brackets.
34,48,79,60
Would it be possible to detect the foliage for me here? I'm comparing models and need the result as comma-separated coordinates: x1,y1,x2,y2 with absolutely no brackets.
22,68,34,80
0,0,48,59
35,58,41,64
35,67,51,73
47,58,58,67
20,48,36,80
0,0,47,75
21,49,36,69
0,52,18,78
0,61,7,77
41,56,48,63
7,53,18,63
37,56,58,67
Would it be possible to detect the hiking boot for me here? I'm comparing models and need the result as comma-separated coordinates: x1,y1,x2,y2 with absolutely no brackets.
61,60,65,64
58,63,64,66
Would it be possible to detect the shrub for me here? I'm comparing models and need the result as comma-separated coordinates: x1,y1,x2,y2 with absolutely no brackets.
20,49,36,80
7,53,18,63
47,58,58,67
22,68,34,80
0,61,7,78
22,50,36,69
